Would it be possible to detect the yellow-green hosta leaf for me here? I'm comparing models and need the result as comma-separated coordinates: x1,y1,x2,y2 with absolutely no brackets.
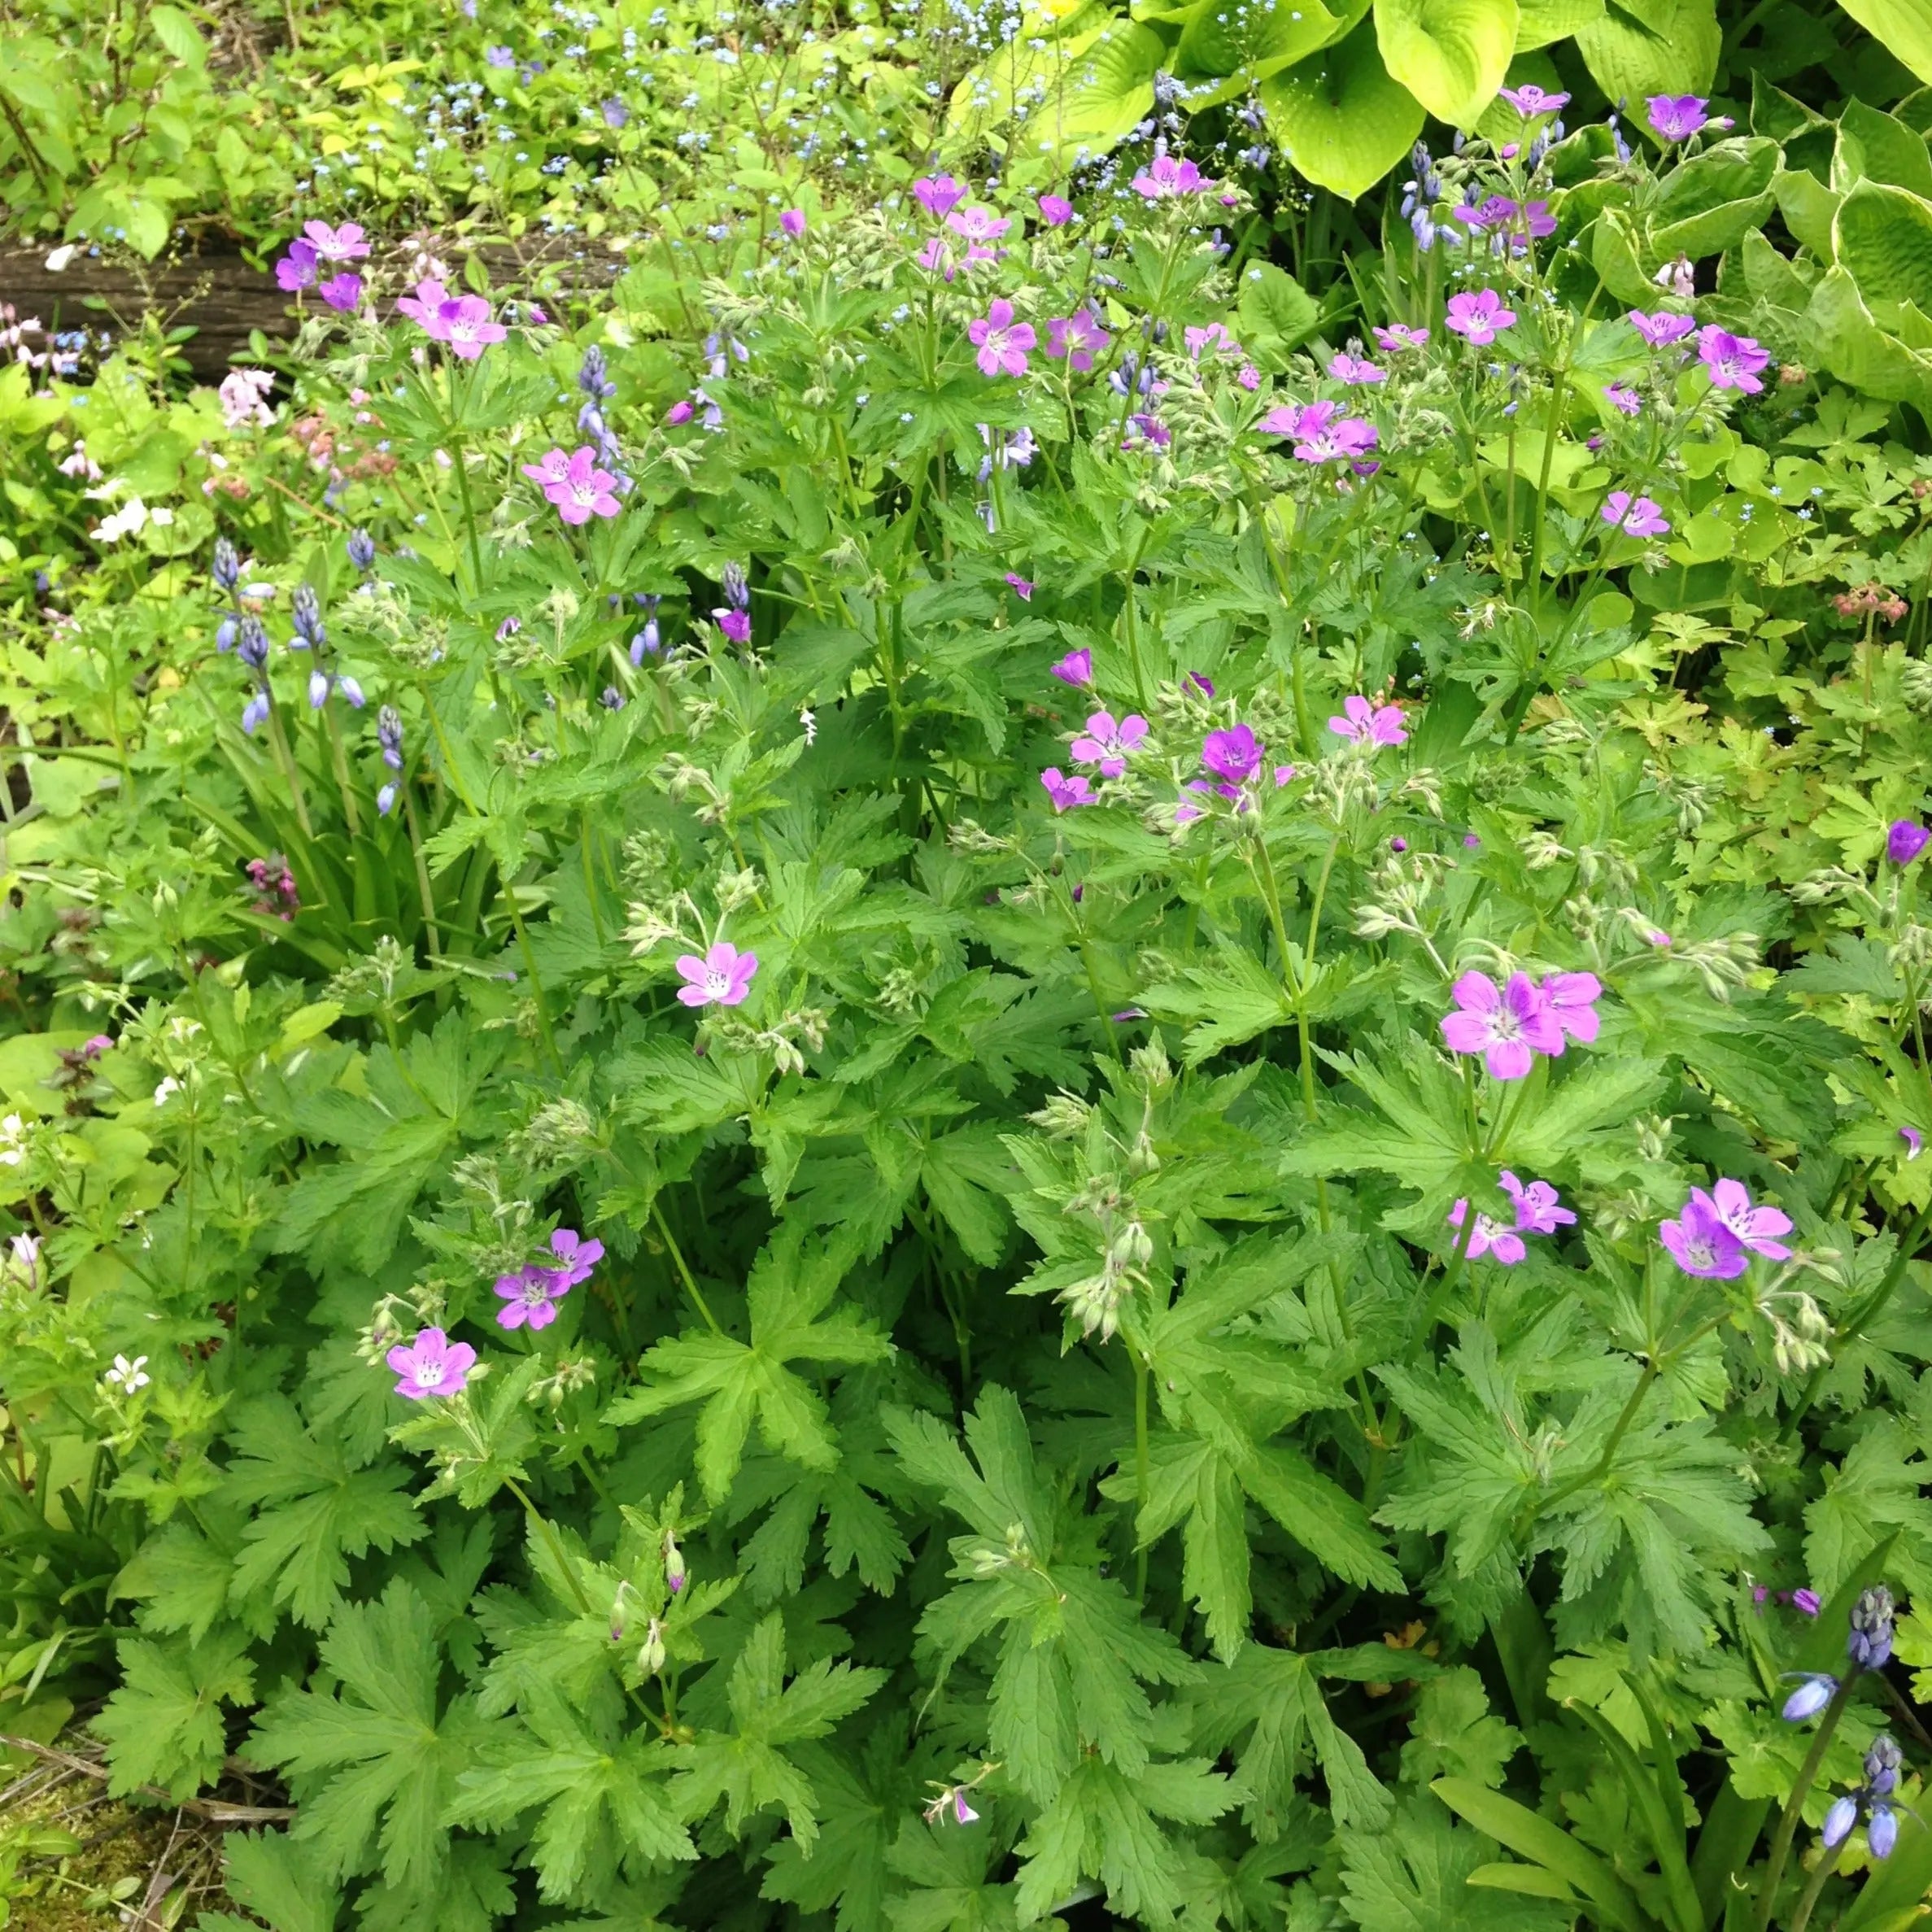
1374,0,1517,127
1574,0,1719,124
1834,0,1932,85
1834,178,1932,313
1512,0,1603,48
1040,20,1167,154
1262,20,1425,199
1175,0,1341,81
1803,264,1932,422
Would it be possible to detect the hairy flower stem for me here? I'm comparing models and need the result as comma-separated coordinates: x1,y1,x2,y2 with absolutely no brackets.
1786,1835,1844,1932
400,783,441,957
507,896,564,1077
652,1201,722,1335
1133,1352,1151,1603
321,704,362,838
263,691,315,840
1753,1671,1859,1932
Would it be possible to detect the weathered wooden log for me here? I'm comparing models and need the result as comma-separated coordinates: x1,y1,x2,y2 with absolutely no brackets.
0,238,629,383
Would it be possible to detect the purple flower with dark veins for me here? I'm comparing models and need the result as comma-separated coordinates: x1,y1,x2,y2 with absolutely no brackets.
1446,290,1516,345
1050,648,1092,687
1070,710,1149,778
1440,971,1563,1079
1698,1178,1793,1259
1647,94,1711,142
1540,972,1601,1045
1328,693,1406,746
1629,309,1697,348
1040,766,1093,812
387,1327,477,1400
1503,1171,1577,1235
1698,326,1769,393
1603,491,1670,537
1202,725,1263,787
1501,83,1569,116
1659,1193,1748,1278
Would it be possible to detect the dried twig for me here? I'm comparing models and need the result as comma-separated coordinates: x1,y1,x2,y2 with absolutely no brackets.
0,1733,294,1823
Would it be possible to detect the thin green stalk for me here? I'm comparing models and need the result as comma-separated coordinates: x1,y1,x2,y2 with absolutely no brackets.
1133,1351,1151,1603
321,703,362,837
1754,1673,1859,1932
401,783,442,957
263,691,315,840
1786,1835,1843,1932
653,1202,722,1334
508,895,564,1075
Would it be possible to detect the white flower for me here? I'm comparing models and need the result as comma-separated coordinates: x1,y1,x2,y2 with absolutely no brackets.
90,498,153,544
153,1077,181,1107
0,1114,26,1166
45,244,78,272
104,1354,150,1392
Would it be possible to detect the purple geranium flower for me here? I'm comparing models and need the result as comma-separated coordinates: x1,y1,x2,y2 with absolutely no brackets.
1629,309,1697,348
522,447,621,524
1501,84,1569,116
780,207,807,238
1328,352,1385,386
1005,573,1033,600
947,205,1011,245
1453,195,1518,232
1132,154,1209,198
1440,971,1563,1079
1604,383,1641,416
495,1265,567,1329
319,273,363,313
1446,290,1516,345
1202,724,1262,786
1045,308,1110,373
1540,972,1601,1045
1038,193,1074,226
1041,766,1093,811
1374,323,1429,352
1071,710,1149,777
275,240,318,292
1659,1193,1749,1278
302,220,369,262
913,173,966,218
1261,401,1378,464
1699,1178,1793,1259
1603,491,1670,537
675,941,758,1007
1328,693,1406,746
1503,1171,1577,1235
438,294,508,360
545,1228,605,1289
1050,648,1092,687
387,1327,477,1400
1447,1197,1526,1265
1887,820,1929,864
1698,325,1769,393
1647,94,1710,142
968,299,1035,378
